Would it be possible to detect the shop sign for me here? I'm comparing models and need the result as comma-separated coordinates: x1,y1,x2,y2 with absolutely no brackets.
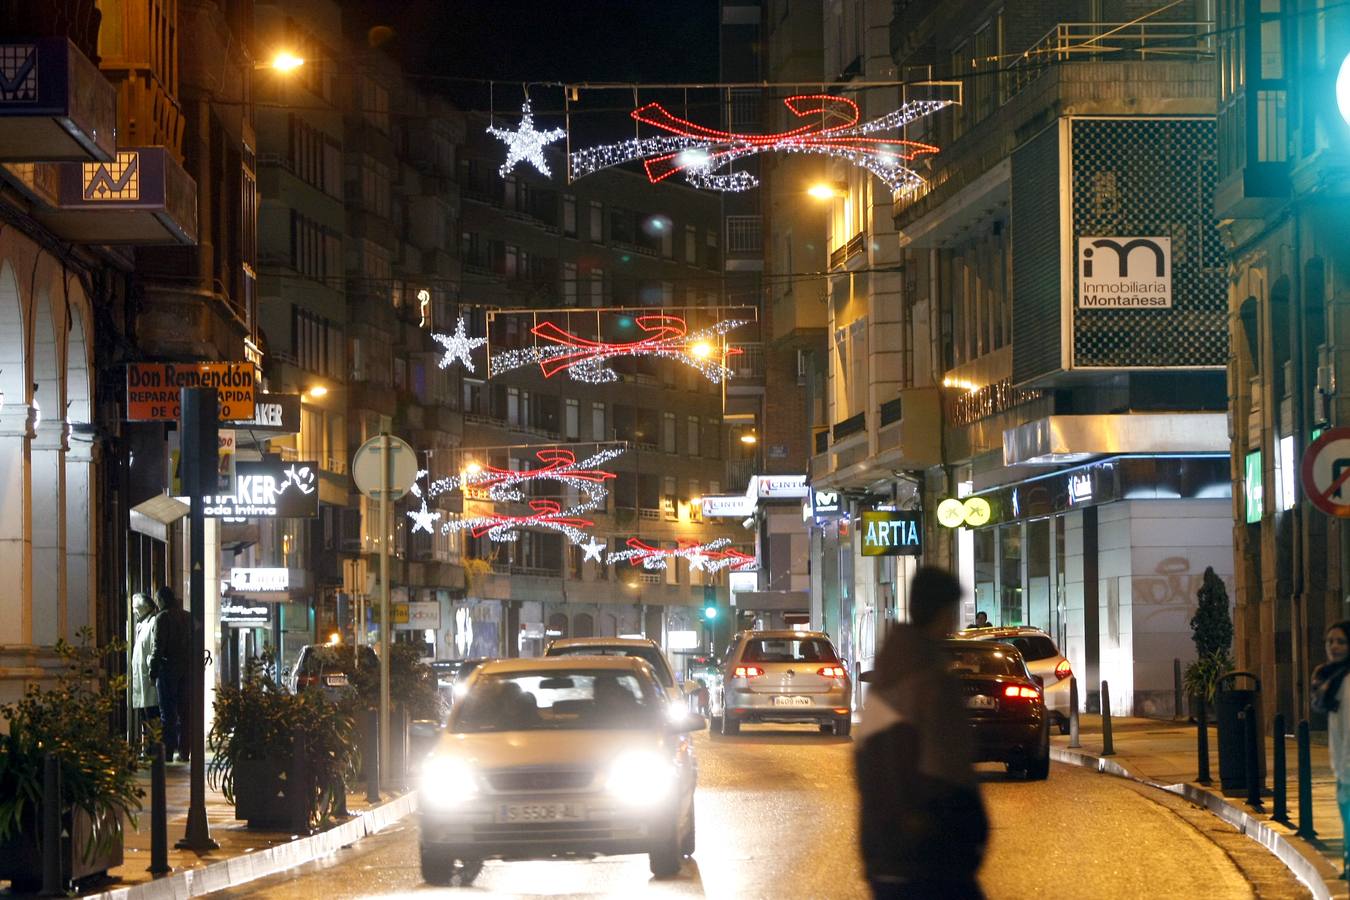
1245,450,1263,524
521,622,545,639
126,362,255,421
702,494,755,518
1067,473,1093,505
667,630,699,651
1077,237,1172,309
393,601,440,629
228,393,301,434
753,475,808,499
810,489,843,518
860,510,923,557
936,497,992,529
229,567,288,592
203,459,319,518
221,600,271,626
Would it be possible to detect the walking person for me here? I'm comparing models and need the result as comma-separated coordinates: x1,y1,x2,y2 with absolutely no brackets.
130,592,160,753
855,566,988,899
150,585,192,762
1312,620,1350,879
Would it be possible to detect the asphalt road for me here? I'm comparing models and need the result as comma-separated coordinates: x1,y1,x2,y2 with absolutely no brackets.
207,724,1307,899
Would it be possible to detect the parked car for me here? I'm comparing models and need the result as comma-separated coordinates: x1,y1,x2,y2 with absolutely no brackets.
288,643,378,701
943,639,1050,779
708,630,851,737
417,656,702,885
430,658,490,711
544,637,692,710
954,626,1073,733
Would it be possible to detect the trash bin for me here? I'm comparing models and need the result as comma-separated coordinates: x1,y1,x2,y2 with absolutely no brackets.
1215,671,1266,794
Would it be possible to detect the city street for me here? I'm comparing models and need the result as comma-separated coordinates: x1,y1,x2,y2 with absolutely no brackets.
206,725,1306,899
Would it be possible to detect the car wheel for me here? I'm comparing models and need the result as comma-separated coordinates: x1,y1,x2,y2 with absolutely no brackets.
649,826,683,877
709,714,723,732
1026,753,1051,780
456,858,484,886
1058,718,1071,735
834,716,852,738
419,845,454,886
818,723,833,734
680,803,696,856
720,714,740,736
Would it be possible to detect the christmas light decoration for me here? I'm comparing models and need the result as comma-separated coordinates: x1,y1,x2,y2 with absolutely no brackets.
490,314,747,384
456,499,595,545
568,95,949,194
606,537,756,573
408,499,441,535
432,316,487,372
423,447,625,504
488,100,567,177
580,535,606,562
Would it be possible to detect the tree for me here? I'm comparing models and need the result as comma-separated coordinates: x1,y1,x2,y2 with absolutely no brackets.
1190,567,1233,658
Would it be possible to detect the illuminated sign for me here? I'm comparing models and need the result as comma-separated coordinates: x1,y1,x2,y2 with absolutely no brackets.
126,362,255,421
203,460,319,518
1245,450,1263,524
810,489,843,517
860,510,923,557
228,393,301,434
1068,473,1093,505
221,600,271,627
754,475,808,499
229,567,288,592
937,496,991,529
1077,236,1172,309
702,494,755,518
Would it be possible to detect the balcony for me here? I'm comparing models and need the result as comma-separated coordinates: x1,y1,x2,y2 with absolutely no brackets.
829,232,865,269
33,148,197,245
0,38,115,162
1006,21,1213,100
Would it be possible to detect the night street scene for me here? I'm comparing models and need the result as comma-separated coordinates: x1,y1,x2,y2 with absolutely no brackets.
9,0,1350,897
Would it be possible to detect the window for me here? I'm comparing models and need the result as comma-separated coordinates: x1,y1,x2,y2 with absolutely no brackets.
589,201,604,242
507,387,521,426
565,399,580,440
685,225,697,264
293,306,344,378
742,637,839,663
591,402,606,441
563,262,577,305
706,419,721,459
563,195,577,236
590,267,605,306
687,416,700,456
289,212,338,283
662,412,676,453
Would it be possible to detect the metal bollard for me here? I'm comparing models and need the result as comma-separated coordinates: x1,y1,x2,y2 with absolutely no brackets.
1174,658,1184,720
1244,704,1264,812
1271,713,1289,824
366,707,381,804
291,726,312,834
1101,680,1115,756
1068,676,1081,749
149,743,170,874
333,769,350,819
39,753,62,897
1297,720,1316,839
1196,694,1211,785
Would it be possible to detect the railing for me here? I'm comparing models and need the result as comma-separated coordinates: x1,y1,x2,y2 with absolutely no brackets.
814,429,829,455
879,396,903,427
725,458,755,494
829,232,866,269
833,411,866,442
1006,21,1214,98
729,342,764,380
726,215,763,255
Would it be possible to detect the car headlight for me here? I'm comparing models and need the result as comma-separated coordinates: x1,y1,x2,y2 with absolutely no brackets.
453,681,471,699
606,750,676,806
420,755,479,810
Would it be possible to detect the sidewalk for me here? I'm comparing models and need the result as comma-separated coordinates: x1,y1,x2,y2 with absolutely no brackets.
1054,715,1346,900
4,759,418,899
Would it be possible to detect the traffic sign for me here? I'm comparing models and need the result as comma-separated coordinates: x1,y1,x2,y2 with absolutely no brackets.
1300,427,1350,517
352,434,419,501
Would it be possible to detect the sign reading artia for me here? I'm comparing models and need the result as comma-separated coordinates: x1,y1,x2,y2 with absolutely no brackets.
229,567,288,592
1077,237,1171,309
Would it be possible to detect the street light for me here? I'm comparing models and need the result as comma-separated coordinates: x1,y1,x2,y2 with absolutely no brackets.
740,432,758,445
689,340,714,359
306,384,328,399
464,460,482,475
262,50,305,72
808,181,847,201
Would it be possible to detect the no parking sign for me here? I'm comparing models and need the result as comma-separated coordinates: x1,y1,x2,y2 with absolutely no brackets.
1300,427,1350,517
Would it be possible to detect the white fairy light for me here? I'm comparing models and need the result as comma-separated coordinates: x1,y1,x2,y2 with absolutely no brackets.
488,100,567,178
407,499,441,535
431,316,488,372
605,537,754,573
581,536,606,562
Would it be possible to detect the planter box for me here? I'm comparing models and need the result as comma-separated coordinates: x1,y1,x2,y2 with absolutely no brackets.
0,805,124,891
233,756,294,829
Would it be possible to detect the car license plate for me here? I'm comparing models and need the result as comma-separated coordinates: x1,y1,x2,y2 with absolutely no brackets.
324,675,348,687
772,695,812,707
496,802,585,823
966,695,996,710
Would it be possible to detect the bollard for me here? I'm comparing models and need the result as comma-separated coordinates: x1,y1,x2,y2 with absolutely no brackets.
1174,658,1184,720
1068,676,1082,749
149,743,170,874
1196,694,1212,785
333,770,350,819
1271,713,1289,824
1243,704,1264,812
1297,720,1316,839
39,753,62,897
1101,680,1115,756
290,726,312,835
366,707,381,804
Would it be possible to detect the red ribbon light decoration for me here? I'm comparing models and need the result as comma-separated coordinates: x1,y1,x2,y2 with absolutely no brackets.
467,499,595,541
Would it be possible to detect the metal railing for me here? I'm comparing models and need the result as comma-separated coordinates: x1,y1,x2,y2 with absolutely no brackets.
829,232,866,269
1006,21,1214,98
729,342,764,380
726,215,763,254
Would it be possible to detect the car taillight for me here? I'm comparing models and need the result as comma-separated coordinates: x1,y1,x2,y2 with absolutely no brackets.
1004,685,1040,700
295,674,319,690
817,665,847,679
733,665,764,679
1054,659,1072,681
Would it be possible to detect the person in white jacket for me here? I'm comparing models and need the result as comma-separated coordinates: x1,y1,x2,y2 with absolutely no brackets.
130,592,159,749
1312,620,1350,879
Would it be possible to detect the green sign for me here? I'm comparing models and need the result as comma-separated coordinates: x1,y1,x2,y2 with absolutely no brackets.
860,510,923,557
1244,450,1263,524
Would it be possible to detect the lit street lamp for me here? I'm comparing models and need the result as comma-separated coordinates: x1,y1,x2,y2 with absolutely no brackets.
260,50,305,72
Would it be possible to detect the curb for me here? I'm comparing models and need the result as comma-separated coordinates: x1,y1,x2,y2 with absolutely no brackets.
86,792,419,900
1051,746,1335,900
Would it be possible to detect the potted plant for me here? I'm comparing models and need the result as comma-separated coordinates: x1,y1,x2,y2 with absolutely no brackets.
208,656,357,830
0,630,142,891
1184,567,1235,714
344,642,442,781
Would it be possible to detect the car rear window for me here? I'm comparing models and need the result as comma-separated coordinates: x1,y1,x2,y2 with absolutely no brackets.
946,646,1025,676
986,635,1059,661
545,646,675,687
742,637,839,664
452,671,662,732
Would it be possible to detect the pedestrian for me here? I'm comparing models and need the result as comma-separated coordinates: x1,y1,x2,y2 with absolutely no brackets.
1312,620,1350,880
856,565,988,899
968,610,990,629
130,592,160,752
150,585,192,763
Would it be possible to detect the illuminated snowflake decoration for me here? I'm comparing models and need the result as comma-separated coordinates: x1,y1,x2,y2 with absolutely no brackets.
431,316,488,372
487,100,567,178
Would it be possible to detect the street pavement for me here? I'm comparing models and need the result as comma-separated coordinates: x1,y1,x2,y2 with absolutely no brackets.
202,723,1307,899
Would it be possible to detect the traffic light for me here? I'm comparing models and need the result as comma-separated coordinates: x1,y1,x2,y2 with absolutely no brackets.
703,604,718,621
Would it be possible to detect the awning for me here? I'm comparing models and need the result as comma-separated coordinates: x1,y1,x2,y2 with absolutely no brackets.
1003,413,1228,466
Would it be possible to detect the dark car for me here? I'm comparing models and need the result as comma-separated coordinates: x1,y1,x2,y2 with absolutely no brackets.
290,643,379,701
942,639,1050,779
446,658,490,707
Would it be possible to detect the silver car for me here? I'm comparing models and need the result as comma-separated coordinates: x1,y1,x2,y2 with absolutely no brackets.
544,637,686,706
955,627,1074,734
709,630,852,737
417,656,702,885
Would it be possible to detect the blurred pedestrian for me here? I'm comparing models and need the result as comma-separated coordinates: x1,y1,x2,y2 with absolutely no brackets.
130,592,159,751
856,566,988,899
1312,620,1350,879
150,585,192,762
968,611,990,629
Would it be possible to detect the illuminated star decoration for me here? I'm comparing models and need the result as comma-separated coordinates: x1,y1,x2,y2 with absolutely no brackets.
490,314,747,384
607,537,756,573
408,499,441,535
581,536,606,562
569,94,950,194
487,100,567,178
431,316,488,372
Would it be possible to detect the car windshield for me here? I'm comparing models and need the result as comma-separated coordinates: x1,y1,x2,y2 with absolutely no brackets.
742,637,839,664
298,645,377,675
546,646,675,687
946,646,1024,677
987,635,1059,661
452,670,662,732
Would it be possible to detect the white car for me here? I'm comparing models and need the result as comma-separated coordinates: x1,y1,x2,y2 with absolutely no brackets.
417,656,702,885
544,636,698,712
955,627,1074,734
